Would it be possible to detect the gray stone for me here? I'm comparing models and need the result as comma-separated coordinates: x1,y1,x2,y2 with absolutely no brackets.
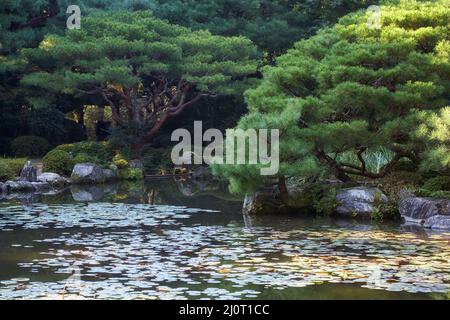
31,182,52,192
71,163,117,184
2,180,34,192
399,196,450,230
129,160,144,170
102,169,117,181
19,161,37,182
335,187,388,218
37,172,69,188
243,189,286,215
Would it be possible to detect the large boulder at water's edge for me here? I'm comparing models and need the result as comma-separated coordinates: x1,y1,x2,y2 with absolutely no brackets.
335,187,388,219
19,161,37,182
71,163,117,184
399,196,450,230
37,172,70,188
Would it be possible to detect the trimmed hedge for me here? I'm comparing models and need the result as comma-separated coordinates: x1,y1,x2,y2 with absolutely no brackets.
0,161,14,181
11,136,50,157
43,149,73,176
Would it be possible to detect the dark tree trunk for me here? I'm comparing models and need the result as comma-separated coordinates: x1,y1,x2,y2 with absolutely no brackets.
278,176,289,204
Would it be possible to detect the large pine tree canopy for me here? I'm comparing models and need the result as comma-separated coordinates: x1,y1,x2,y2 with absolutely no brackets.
0,0,381,151
214,0,450,193
20,10,259,148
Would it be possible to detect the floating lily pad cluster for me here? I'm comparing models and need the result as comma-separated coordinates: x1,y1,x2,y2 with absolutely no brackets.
0,203,449,299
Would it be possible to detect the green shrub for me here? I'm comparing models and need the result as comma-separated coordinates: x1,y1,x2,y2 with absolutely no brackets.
142,148,173,173
55,144,75,153
0,158,27,176
0,161,14,181
71,141,112,166
43,149,73,176
379,171,424,201
113,153,129,169
53,141,113,168
418,189,450,199
392,160,418,173
312,187,339,216
72,153,99,165
422,176,450,192
11,136,50,157
118,168,144,181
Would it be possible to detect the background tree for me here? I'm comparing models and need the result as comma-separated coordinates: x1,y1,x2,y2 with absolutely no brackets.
148,0,374,56
22,10,259,152
215,0,450,194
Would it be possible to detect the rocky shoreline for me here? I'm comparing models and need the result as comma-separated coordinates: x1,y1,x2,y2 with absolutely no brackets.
243,184,450,230
2,162,450,230
0,161,118,196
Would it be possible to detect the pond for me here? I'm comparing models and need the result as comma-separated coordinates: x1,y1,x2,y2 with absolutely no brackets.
0,179,449,300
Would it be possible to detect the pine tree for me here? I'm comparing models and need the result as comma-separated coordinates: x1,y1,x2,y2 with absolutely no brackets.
21,10,259,150
215,0,450,193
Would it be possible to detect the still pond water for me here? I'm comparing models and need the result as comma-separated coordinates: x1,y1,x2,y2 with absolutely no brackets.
0,179,449,300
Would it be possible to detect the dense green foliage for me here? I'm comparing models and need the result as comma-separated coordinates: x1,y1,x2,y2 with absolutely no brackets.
21,10,258,150
148,0,374,55
42,149,73,175
216,0,450,193
11,136,50,157
1,1,379,157
0,161,14,181
415,106,450,172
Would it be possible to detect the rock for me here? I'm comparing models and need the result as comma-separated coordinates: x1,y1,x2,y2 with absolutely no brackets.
129,160,144,170
243,188,287,215
71,163,117,184
399,196,450,230
0,182,4,193
335,187,388,218
37,172,69,188
31,182,52,192
19,161,37,182
2,180,34,192
242,181,319,215
102,169,117,181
